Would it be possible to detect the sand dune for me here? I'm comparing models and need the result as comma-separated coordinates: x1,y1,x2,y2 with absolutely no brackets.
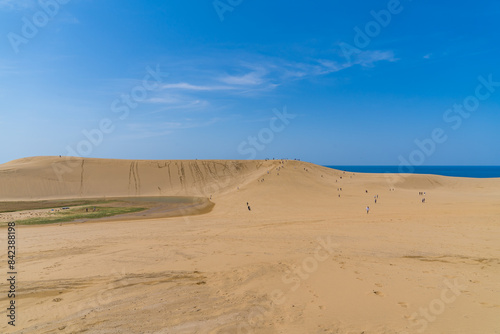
1,157,499,333
0,156,275,200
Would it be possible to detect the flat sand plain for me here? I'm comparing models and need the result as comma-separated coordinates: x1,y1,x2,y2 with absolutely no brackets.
0,156,499,333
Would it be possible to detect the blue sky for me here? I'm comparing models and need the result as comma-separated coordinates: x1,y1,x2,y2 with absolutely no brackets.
1,0,499,165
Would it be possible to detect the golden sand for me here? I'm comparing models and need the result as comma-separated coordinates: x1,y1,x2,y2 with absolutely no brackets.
0,156,499,333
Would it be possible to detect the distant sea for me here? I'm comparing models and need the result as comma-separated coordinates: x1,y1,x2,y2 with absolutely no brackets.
326,166,500,178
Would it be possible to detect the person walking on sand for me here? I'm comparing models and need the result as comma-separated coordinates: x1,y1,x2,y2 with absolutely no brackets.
366,206,370,214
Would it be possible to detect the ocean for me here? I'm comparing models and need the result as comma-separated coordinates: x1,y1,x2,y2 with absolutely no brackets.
325,166,500,178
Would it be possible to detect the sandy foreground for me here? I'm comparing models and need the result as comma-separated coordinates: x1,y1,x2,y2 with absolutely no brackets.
0,156,499,334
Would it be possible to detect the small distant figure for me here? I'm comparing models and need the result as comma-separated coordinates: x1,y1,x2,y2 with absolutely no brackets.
374,199,377,204
338,194,340,198
366,206,370,214
86,208,88,212
422,198,426,203
93,207,96,212
246,202,249,206
248,205,251,211
365,190,368,193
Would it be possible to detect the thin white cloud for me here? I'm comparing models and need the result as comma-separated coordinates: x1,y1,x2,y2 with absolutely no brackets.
156,50,397,99
130,50,398,114
315,59,347,74
161,82,235,91
146,96,182,104
219,69,267,86
267,50,397,82
354,50,397,67
145,92,209,110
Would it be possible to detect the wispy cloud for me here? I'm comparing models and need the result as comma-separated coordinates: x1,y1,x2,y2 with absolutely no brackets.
262,49,397,82
146,96,182,104
218,69,267,86
161,83,235,91
117,49,397,117
354,50,397,67
145,92,209,111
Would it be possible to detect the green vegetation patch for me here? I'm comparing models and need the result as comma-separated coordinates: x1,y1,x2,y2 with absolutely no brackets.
0,199,116,213
16,206,146,226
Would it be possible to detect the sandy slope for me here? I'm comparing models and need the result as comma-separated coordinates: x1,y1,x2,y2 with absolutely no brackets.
0,156,272,200
0,157,499,334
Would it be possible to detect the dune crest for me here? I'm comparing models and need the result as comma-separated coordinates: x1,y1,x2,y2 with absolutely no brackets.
1,156,498,201
0,156,281,200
